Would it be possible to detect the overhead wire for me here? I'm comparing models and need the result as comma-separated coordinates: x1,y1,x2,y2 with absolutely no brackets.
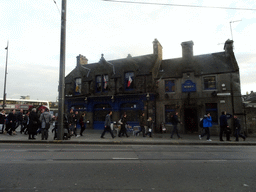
103,0,256,11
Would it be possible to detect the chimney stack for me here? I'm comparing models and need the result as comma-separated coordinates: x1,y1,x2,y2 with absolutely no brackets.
224,39,234,57
181,41,194,59
77,54,88,66
153,39,163,60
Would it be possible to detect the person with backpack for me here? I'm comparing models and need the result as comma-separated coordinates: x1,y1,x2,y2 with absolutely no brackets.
199,113,212,141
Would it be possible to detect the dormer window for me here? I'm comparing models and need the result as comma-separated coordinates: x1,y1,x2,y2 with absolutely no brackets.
96,75,108,93
125,72,134,90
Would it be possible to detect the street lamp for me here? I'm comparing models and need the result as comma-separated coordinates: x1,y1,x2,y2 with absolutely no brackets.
57,0,67,140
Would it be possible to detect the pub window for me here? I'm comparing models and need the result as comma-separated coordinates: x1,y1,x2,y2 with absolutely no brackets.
165,80,175,92
75,78,81,94
96,75,108,92
204,76,216,90
165,105,175,123
205,103,218,124
103,75,109,92
125,72,134,90
96,75,102,93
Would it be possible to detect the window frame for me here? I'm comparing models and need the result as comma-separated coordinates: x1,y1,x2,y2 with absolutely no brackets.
203,76,217,90
102,74,109,92
124,72,134,90
165,80,176,93
75,78,82,94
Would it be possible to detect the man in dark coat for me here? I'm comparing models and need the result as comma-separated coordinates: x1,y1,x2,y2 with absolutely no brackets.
6,110,17,135
136,112,146,137
234,116,246,141
171,112,182,139
16,109,24,133
219,111,232,141
28,108,39,139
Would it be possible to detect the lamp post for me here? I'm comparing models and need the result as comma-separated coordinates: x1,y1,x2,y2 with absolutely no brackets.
57,0,67,140
2,41,9,110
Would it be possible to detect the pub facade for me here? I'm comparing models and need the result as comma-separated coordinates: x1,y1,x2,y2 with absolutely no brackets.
65,39,243,135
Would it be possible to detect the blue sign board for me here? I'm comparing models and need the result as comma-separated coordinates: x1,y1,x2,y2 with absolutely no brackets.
182,80,196,92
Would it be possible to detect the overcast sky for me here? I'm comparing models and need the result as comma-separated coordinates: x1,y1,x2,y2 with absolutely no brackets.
0,0,255,101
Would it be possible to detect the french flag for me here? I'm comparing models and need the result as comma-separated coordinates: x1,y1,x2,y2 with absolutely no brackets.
104,75,107,89
127,76,132,87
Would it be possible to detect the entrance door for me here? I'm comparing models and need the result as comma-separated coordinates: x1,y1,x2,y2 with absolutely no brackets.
184,108,198,133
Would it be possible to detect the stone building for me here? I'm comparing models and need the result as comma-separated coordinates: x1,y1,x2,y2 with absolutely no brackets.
65,39,243,135
243,91,256,136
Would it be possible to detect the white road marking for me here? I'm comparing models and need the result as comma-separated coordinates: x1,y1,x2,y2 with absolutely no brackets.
112,158,139,160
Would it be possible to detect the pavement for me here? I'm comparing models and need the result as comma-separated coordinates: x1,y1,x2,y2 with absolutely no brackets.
1,126,256,145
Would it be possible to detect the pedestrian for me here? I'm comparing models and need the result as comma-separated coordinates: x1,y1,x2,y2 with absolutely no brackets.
39,108,52,140
28,108,39,139
74,111,79,137
68,109,76,137
219,111,232,141
6,109,17,135
0,110,6,134
79,112,86,136
101,111,115,139
199,113,212,141
21,111,30,135
145,117,153,137
118,113,129,137
16,109,24,133
36,108,44,135
136,112,146,137
234,116,246,141
170,112,182,139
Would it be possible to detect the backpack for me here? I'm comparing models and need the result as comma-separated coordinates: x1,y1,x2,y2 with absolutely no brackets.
199,118,204,128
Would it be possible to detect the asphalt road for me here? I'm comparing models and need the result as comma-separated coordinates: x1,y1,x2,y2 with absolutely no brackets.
0,144,255,192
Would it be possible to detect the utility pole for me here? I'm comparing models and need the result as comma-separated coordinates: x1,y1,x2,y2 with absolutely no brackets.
2,41,9,110
230,20,242,40
57,0,67,140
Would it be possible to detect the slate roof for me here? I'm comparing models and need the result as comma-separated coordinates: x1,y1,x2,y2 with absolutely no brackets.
159,52,237,79
65,54,158,83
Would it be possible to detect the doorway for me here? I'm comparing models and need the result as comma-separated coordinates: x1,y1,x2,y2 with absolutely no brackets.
184,108,198,133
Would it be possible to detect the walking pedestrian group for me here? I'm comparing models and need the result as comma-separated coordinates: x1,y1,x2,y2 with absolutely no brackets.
0,108,248,142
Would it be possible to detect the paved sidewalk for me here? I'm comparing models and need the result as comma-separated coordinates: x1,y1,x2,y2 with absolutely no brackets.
1,127,256,145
